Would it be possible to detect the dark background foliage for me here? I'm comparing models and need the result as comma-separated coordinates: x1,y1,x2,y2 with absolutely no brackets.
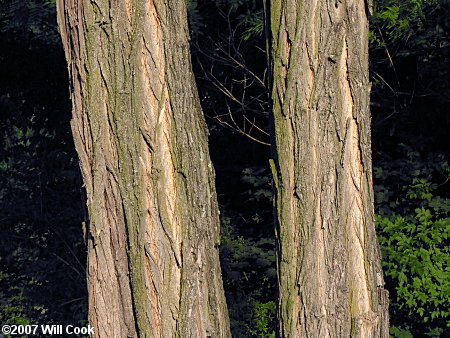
0,0,448,337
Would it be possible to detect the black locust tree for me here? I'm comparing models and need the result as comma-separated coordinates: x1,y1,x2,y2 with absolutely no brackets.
57,0,231,337
269,0,390,336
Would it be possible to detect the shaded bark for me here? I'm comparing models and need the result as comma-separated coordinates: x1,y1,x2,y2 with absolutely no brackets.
269,0,389,337
56,1,231,337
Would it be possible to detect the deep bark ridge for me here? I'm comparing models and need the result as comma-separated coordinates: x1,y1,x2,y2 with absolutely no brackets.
270,0,390,336
56,0,231,337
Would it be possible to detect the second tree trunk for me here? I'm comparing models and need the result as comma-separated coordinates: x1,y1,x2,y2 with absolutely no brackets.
270,1,389,336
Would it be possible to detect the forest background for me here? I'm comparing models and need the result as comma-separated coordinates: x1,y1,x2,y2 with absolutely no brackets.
0,0,449,337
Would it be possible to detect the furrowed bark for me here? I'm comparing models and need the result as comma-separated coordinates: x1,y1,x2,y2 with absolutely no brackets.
269,0,389,337
56,1,231,337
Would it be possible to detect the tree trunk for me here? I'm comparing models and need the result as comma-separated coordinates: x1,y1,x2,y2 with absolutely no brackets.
269,1,389,337
56,1,231,337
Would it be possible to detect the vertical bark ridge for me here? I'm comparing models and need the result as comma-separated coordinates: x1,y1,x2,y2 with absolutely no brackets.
270,0,389,337
57,0,231,337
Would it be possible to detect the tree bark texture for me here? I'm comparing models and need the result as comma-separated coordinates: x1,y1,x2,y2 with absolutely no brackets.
56,1,231,337
270,0,389,337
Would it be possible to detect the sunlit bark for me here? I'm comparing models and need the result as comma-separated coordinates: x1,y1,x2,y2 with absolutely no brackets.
57,1,231,336
270,1,390,336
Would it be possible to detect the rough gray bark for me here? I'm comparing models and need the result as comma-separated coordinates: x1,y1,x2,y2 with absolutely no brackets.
269,0,389,337
56,1,231,337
